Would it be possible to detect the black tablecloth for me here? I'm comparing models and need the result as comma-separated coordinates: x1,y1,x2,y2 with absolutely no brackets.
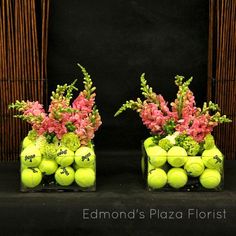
0,151,235,236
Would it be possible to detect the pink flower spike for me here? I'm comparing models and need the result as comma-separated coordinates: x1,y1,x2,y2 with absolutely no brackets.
72,92,95,113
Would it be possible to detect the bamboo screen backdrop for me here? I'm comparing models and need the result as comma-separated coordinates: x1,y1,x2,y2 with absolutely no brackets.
0,0,235,162
0,0,50,161
208,0,236,160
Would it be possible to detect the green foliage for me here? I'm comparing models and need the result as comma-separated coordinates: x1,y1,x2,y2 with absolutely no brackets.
202,101,219,113
158,138,174,151
175,75,193,88
27,130,38,142
203,134,215,150
175,133,187,146
114,98,143,117
163,119,176,135
174,75,193,119
8,100,27,111
61,132,80,151
201,101,232,123
9,100,41,123
77,63,96,99
176,134,200,156
140,73,159,103
174,75,185,86
198,142,204,154
65,122,76,132
115,73,161,117
152,134,164,143
89,106,100,125
43,142,58,159
45,132,56,144
211,112,232,123
50,80,78,103
66,80,78,100
52,106,75,120
140,73,152,98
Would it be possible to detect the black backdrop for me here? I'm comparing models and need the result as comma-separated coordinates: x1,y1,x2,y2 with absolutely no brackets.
47,0,208,151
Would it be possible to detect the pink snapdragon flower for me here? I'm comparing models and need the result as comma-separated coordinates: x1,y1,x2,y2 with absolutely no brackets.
48,98,68,112
171,89,197,120
175,113,218,142
188,115,218,142
18,101,47,127
157,95,171,115
140,103,170,134
48,98,70,120
23,101,46,120
72,92,95,113
74,112,102,145
93,112,102,132
34,116,67,139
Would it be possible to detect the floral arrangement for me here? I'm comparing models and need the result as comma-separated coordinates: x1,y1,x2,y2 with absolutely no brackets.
9,64,102,148
115,74,231,191
115,74,231,154
8,64,101,191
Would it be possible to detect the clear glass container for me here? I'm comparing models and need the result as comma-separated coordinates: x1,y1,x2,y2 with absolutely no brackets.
20,142,96,192
141,142,224,191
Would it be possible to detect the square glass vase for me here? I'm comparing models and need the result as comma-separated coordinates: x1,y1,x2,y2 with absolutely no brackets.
20,142,96,192
141,142,224,191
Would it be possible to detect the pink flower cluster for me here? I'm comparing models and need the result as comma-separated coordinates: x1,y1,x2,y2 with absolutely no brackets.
72,92,95,114
140,89,219,143
173,90,218,142
175,114,217,142
21,101,46,124
140,95,172,134
19,91,101,145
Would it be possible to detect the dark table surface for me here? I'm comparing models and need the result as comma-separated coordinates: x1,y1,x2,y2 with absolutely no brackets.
0,151,235,236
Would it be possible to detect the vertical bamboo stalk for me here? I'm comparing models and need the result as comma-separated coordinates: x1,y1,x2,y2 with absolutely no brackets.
207,0,214,101
2,0,7,80
44,0,50,106
30,0,36,100
0,5,3,79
